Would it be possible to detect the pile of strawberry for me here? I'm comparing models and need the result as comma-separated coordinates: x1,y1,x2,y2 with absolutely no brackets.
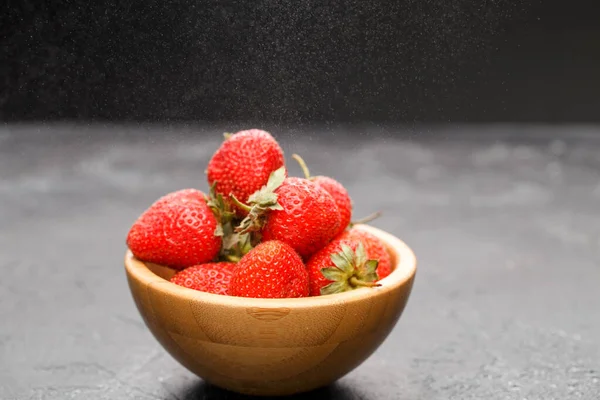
126,129,392,298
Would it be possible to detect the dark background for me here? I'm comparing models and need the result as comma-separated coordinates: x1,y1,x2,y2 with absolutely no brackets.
1,0,600,124
3,2,600,399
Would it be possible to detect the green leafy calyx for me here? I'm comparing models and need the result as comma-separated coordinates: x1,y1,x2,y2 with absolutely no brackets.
234,166,286,235
206,182,252,262
320,243,381,295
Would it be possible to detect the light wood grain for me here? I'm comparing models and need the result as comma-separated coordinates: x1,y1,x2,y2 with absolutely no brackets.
124,224,417,396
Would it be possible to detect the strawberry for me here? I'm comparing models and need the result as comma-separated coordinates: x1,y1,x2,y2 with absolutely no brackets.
126,189,221,269
340,227,392,279
292,154,352,237
262,177,341,258
234,168,342,259
306,239,381,296
206,129,286,215
170,262,236,295
228,240,309,298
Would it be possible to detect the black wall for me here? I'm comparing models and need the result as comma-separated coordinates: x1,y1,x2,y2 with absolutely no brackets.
1,0,599,123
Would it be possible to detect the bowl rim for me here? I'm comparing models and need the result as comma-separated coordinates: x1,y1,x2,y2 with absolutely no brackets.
124,224,417,308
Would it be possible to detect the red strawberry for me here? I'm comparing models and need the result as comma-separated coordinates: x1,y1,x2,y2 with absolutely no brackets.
234,167,341,259
262,177,341,258
306,239,381,296
340,227,392,279
228,240,309,298
170,262,236,295
126,189,221,269
206,129,286,215
292,154,352,237
312,176,352,236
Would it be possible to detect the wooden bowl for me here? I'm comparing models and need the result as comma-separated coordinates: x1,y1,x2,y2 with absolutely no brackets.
124,225,417,396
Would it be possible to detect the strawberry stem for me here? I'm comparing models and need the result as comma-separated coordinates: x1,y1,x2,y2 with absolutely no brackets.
225,254,241,263
349,277,381,288
350,211,382,227
292,153,312,180
223,132,233,140
230,194,253,212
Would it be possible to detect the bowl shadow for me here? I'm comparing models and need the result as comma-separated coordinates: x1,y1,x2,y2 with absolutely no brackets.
181,380,366,400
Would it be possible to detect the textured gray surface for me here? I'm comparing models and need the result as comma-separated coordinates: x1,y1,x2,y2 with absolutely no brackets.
1,124,599,399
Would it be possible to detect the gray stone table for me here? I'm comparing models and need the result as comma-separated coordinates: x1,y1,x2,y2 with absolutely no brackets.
1,124,599,399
